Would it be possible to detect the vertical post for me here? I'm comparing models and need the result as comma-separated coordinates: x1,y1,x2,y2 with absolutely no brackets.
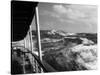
24,37,26,51
21,38,27,74
22,39,26,74
29,25,34,53
28,27,36,72
35,6,42,62
22,54,26,74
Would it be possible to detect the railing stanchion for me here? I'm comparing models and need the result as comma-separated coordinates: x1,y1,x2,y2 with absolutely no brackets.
35,6,43,72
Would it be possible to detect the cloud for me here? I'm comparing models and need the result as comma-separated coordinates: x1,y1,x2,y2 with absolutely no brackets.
53,4,97,20
53,5,67,14
52,4,97,32
53,5,85,19
38,3,97,33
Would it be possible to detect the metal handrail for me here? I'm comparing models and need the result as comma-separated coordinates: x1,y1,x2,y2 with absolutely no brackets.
12,45,57,73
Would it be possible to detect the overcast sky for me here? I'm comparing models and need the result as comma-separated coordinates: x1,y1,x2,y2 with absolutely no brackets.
31,2,97,33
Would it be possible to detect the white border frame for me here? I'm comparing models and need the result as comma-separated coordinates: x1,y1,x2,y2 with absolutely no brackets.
0,0,99,75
